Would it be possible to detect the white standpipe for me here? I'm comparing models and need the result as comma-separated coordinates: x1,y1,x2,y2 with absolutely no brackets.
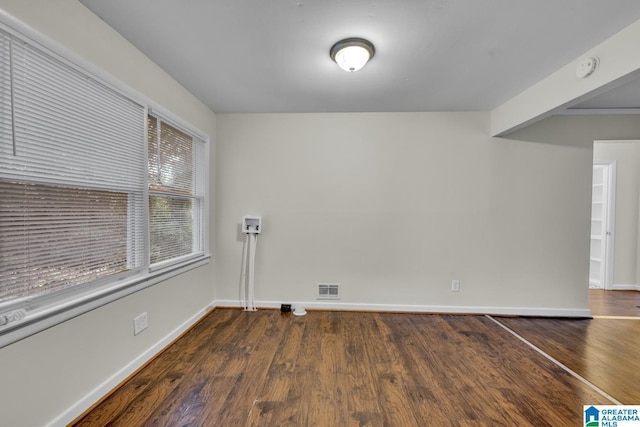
247,233,258,311
241,215,261,311
239,233,249,310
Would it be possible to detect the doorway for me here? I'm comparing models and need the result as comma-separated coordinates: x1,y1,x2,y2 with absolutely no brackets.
589,161,616,290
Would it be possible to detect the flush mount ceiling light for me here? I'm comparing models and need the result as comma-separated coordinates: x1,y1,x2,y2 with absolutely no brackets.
330,38,375,72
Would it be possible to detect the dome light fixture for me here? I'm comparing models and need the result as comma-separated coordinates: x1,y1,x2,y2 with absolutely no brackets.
330,37,375,72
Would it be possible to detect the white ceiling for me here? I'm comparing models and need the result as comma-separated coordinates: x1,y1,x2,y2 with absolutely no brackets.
79,0,640,114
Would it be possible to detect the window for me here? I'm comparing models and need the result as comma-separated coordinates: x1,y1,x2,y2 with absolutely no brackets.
0,182,131,303
0,25,208,345
0,31,146,307
147,115,205,267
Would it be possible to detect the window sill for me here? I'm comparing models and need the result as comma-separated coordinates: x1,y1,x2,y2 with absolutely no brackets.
0,254,211,349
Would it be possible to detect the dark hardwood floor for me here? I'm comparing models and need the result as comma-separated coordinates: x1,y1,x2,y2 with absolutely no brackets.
497,316,640,405
493,289,640,406
72,290,640,426
73,309,616,426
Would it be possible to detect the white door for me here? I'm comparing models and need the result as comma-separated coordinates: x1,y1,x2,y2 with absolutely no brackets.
589,162,615,289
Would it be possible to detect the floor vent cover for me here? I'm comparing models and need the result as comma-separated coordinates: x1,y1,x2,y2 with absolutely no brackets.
317,283,340,300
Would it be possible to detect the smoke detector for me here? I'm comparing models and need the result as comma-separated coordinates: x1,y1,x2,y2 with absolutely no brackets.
576,57,599,78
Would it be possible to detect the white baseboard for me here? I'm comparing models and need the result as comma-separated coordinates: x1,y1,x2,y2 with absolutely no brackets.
47,304,214,427
214,299,591,318
611,284,640,291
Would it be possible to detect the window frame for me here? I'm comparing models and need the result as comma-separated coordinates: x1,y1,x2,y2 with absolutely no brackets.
147,112,207,272
0,17,210,348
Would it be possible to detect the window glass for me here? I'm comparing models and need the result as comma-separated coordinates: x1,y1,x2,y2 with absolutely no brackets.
147,114,204,267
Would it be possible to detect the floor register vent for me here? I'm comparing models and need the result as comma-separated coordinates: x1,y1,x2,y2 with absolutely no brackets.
317,283,340,300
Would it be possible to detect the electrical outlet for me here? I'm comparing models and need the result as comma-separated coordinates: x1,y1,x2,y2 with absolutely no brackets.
133,312,148,335
451,280,460,292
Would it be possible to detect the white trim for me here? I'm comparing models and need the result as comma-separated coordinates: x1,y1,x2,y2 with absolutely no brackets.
605,160,617,291
214,299,592,318
0,256,211,348
46,304,214,427
611,284,640,291
148,106,208,143
592,156,617,291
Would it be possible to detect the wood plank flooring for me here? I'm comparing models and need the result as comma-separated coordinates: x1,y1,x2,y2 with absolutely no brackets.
589,289,640,317
498,316,640,405
73,309,614,426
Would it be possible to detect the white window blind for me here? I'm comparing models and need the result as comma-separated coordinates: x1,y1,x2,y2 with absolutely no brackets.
0,22,208,346
0,30,146,305
0,182,130,302
148,115,204,267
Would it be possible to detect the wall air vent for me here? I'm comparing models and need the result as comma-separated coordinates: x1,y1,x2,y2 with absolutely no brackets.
317,283,340,300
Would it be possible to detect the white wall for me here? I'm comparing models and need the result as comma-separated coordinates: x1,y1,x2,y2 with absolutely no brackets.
215,113,640,315
0,3,638,426
594,140,640,287
0,1,216,426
